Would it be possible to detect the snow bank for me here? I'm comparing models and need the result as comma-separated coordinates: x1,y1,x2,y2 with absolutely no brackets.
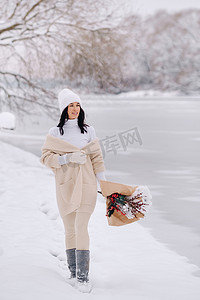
80,90,181,101
0,112,16,130
0,141,200,300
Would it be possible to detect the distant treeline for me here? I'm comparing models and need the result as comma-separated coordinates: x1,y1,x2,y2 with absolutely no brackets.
1,2,199,116
33,9,199,94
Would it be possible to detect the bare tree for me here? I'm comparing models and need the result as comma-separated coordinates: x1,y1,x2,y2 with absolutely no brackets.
0,0,132,115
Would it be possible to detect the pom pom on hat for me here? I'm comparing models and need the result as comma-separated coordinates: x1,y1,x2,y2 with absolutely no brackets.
58,88,82,113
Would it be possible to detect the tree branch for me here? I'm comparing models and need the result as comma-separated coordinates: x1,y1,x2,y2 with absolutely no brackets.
22,0,45,21
8,0,23,20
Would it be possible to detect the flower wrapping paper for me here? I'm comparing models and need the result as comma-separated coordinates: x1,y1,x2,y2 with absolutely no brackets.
99,180,152,226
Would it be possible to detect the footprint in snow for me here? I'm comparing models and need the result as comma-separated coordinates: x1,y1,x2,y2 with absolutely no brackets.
49,249,67,271
39,203,59,220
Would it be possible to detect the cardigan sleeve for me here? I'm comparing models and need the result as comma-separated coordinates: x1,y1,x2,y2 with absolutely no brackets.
40,135,61,170
40,149,61,170
89,139,105,175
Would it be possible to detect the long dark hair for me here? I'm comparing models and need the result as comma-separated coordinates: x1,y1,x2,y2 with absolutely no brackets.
57,106,89,135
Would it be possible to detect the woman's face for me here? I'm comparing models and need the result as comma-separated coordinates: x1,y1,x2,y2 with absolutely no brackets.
67,102,81,119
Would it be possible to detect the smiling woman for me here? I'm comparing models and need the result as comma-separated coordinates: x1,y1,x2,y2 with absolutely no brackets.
68,102,81,119
40,88,107,293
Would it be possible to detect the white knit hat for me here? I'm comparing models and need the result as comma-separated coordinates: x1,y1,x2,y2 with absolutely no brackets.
58,88,82,113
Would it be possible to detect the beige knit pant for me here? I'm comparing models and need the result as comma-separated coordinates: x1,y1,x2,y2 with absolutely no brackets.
62,211,92,250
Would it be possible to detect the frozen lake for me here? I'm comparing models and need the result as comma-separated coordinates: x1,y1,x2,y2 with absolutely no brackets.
1,97,200,270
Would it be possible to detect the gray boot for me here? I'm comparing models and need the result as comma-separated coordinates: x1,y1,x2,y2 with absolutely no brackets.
76,250,90,283
66,248,76,278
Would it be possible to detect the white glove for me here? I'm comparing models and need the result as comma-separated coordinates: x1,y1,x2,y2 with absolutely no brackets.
58,154,70,165
69,150,87,164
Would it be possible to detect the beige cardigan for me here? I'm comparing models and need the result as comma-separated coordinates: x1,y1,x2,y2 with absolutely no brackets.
40,135,105,218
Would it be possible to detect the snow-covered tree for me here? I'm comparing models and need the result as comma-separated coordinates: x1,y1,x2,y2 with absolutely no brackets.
1,2,199,116
0,0,132,115
130,9,200,94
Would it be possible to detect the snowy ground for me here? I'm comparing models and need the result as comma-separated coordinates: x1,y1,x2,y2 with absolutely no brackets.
1,96,200,298
0,141,200,299
1,97,200,269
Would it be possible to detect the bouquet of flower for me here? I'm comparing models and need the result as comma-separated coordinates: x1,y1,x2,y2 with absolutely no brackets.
106,185,152,218
99,180,152,226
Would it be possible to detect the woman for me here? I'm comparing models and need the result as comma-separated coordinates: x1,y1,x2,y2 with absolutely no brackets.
40,88,106,293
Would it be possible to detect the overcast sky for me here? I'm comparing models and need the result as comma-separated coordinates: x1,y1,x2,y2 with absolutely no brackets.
131,0,200,15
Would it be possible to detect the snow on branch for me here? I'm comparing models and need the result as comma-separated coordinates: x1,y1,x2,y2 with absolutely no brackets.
0,0,128,114
0,71,57,116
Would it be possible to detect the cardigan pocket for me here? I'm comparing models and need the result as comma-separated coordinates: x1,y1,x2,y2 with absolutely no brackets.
59,178,74,204
81,182,97,205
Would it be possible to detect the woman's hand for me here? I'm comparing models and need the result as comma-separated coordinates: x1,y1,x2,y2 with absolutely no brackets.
69,150,87,164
